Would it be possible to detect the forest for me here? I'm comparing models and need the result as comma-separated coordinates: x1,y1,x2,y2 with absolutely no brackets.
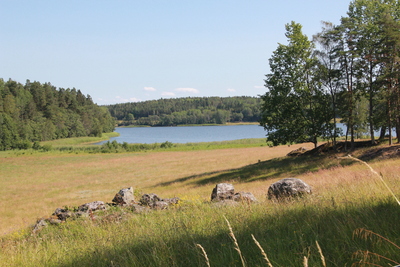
260,0,400,148
106,96,262,126
0,79,115,150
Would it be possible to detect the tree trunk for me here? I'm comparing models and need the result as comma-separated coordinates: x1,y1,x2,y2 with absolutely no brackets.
369,64,375,144
379,126,386,140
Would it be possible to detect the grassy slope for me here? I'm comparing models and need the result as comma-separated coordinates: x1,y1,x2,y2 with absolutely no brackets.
0,140,399,266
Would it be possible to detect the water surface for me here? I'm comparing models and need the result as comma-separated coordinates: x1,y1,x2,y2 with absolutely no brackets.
96,125,266,144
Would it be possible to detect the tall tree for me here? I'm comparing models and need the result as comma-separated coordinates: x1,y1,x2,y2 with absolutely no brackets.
377,8,400,144
260,22,332,148
314,22,344,147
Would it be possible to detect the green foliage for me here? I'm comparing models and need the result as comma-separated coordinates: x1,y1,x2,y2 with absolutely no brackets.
263,0,400,148
261,22,333,148
0,78,115,151
107,96,262,126
160,141,173,148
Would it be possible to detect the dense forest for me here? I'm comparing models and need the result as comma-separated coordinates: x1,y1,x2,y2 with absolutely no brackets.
106,96,262,126
0,79,115,150
260,0,400,148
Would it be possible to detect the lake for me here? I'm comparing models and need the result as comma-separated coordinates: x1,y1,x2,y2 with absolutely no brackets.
95,123,395,145
96,125,267,144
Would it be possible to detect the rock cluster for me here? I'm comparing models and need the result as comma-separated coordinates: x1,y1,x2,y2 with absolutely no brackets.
287,147,308,156
33,188,180,233
32,178,312,233
211,183,257,203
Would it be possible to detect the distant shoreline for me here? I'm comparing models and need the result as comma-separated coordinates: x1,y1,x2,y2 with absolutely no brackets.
119,122,259,128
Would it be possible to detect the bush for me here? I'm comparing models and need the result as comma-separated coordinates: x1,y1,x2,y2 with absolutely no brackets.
160,141,173,148
15,140,32,150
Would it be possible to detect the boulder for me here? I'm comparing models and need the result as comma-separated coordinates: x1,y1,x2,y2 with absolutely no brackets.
32,218,47,234
78,201,107,212
211,183,235,201
287,147,308,156
53,208,73,221
233,192,257,202
267,178,312,200
140,193,161,206
112,187,135,206
152,201,169,210
163,197,180,205
130,204,151,213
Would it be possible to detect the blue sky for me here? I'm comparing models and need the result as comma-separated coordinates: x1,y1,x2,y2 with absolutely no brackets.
1,0,350,105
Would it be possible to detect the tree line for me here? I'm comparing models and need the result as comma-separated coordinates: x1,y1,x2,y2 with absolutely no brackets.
106,96,261,126
0,79,115,150
260,0,400,148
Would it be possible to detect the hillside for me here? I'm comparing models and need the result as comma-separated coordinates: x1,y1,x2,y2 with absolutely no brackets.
0,140,399,266
0,78,115,151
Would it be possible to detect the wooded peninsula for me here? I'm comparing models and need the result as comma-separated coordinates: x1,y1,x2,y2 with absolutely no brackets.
106,96,262,126
0,79,115,150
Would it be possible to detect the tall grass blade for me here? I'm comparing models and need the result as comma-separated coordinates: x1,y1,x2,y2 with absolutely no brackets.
354,228,400,251
316,241,326,267
251,234,273,267
196,244,211,267
339,155,400,206
303,256,308,267
224,215,246,267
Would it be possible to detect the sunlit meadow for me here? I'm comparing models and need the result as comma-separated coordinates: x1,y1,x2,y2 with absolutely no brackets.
0,139,399,266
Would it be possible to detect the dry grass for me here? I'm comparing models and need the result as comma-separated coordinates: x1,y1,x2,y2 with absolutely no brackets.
1,141,399,241
0,143,313,235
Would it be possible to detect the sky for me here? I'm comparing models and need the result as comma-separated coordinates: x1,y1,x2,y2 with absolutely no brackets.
1,0,351,105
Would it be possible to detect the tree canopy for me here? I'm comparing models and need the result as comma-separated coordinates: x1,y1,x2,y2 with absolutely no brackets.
0,79,115,150
261,0,400,148
106,96,261,126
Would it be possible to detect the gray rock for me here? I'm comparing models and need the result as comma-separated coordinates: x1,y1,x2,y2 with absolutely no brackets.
152,201,169,210
78,201,107,212
233,192,257,202
48,218,62,225
287,147,308,156
53,208,73,221
32,218,47,234
211,183,235,201
267,178,312,200
112,187,135,206
163,197,180,205
130,204,150,213
140,193,161,206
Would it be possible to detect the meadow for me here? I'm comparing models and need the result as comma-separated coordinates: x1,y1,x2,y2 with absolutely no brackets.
0,138,399,266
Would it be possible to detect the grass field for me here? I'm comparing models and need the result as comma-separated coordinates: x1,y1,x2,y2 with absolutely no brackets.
0,138,399,266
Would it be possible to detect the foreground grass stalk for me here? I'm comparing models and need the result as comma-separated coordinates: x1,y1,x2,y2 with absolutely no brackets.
353,228,400,266
224,216,246,267
354,228,400,251
251,234,273,267
303,256,308,267
196,244,211,267
316,241,326,267
339,155,400,206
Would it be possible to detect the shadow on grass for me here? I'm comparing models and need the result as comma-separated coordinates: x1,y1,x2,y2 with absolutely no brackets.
156,154,348,187
55,199,400,267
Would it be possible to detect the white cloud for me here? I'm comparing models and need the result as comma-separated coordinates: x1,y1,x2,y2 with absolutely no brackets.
162,92,176,97
227,88,236,92
144,87,156,91
254,85,264,89
115,96,141,103
175,88,199,94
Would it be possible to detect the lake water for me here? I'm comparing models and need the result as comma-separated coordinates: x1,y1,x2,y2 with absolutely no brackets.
96,125,267,144
96,123,396,145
